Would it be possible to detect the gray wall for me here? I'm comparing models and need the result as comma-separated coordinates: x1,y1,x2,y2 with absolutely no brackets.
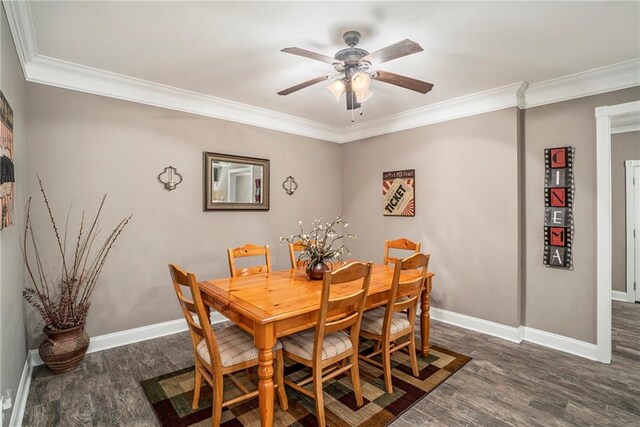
523,88,640,343
18,54,640,350
611,131,640,292
25,83,342,347
341,87,640,345
342,108,523,327
0,4,27,422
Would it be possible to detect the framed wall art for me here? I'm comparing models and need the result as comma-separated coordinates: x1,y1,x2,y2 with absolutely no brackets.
382,169,415,216
0,90,15,230
203,152,270,211
543,146,575,269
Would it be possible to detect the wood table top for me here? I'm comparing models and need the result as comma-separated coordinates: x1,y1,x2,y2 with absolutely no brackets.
199,263,433,325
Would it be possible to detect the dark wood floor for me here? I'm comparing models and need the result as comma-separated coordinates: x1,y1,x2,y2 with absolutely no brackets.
22,301,640,426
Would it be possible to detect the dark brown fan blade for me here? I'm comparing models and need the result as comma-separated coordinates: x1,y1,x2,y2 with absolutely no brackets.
277,75,331,96
345,80,361,110
281,47,343,65
372,70,434,94
361,39,423,65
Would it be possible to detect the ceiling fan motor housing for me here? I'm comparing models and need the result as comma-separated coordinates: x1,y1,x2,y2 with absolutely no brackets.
334,31,370,71
334,48,369,69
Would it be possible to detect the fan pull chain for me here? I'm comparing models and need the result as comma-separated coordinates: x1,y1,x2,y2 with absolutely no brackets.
351,92,355,122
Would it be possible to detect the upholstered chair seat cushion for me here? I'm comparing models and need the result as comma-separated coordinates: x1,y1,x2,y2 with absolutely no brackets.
360,307,412,335
281,329,352,361
196,324,282,367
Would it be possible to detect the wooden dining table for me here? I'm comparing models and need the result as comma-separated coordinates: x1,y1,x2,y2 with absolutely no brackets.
198,263,434,427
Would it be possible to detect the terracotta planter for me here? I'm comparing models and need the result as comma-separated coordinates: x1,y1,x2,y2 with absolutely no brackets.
306,262,330,280
39,325,90,374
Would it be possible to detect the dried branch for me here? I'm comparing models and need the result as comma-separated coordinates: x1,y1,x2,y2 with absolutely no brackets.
22,180,131,331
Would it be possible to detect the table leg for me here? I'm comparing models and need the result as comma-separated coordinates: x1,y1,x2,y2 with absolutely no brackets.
255,324,275,427
420,276,433,357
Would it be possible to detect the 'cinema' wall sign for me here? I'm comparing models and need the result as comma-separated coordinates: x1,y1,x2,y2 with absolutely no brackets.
382,169,415,216
543,147,575,269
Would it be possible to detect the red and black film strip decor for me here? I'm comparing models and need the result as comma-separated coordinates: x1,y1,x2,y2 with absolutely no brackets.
543,146,575,269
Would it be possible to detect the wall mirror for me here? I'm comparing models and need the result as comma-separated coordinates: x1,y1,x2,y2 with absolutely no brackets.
203,152,270,211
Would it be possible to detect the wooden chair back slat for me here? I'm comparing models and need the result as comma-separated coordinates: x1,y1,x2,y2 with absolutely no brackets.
288,241,308,269
383,238,421,265
325,311,360,335
325,292,364,312
227,244,272,277
175,290,196,311
329,262,372,284
235,265,269,277
314,262,372,362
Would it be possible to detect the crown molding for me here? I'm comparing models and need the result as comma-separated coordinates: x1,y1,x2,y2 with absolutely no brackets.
338,82,528,143
25,55,342,142
525,58,640,108
2,0,37,68
4,0,639,144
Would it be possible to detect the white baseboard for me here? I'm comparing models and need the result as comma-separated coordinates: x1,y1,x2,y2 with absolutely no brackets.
611,290,634,302
521,326,598,361
29,312,226,366
430,307,599,361
9,359,33,427
430,307,523,343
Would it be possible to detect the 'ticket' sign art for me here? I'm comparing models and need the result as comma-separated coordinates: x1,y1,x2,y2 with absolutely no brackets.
543,147,575,269
382,169,415,217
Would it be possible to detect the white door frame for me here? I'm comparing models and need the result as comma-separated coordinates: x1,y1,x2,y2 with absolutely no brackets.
625,161,640,302
595,100,640,364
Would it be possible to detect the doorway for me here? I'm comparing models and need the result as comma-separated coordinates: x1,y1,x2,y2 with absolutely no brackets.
627,161,640,302
596,100,640,363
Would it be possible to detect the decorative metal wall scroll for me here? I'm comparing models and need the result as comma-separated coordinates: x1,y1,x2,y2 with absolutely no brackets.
382,169,415,216
0,90,15,229
282,176,298,196
157,166,183,191
543,147,575,269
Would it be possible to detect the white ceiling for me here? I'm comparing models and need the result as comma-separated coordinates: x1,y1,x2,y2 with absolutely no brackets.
25,1,640,128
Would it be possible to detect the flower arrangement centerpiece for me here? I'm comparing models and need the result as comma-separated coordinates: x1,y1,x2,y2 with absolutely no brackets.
280,216,357,280
22,178,132,373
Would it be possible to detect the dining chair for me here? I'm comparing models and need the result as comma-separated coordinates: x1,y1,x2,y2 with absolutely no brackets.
358,252,430,393
280,261,373,427
168,264,288,425
288,240,307,269
383,238,421,265
227,243,272,277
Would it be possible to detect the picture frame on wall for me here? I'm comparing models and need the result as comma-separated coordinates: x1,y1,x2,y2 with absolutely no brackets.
0,90,15,230
382,169,415,217
543,146,575,269
203,152,270,211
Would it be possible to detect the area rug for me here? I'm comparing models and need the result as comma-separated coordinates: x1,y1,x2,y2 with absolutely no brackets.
141,344,470,427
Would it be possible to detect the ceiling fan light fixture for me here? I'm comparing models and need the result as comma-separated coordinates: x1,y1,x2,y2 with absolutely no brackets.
351,72,372,92
326,79,346,102
355,88,373,103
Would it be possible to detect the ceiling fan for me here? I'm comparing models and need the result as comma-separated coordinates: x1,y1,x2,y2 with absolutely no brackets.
277,31,434,113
